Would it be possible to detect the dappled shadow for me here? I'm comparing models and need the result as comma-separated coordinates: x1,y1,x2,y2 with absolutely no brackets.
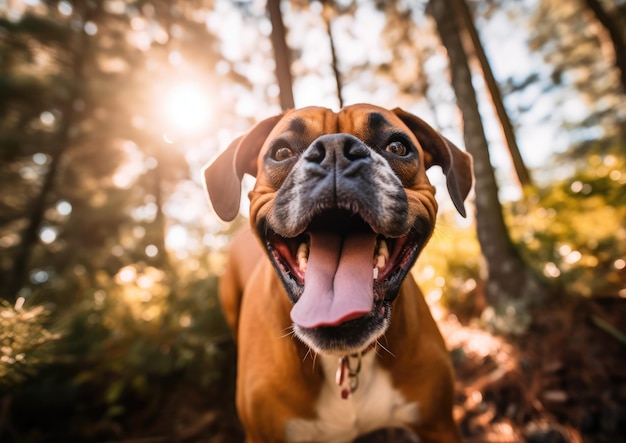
444,297,625,443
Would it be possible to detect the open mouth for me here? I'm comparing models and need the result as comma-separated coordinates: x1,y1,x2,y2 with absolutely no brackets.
266,213,418,291
261,209,424,342
268,215,415,284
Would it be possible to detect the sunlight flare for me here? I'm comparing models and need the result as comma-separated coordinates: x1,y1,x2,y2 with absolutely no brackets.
161,81,212,135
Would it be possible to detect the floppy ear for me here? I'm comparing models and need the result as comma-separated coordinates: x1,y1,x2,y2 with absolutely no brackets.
392,108,473,217
202,114,283,221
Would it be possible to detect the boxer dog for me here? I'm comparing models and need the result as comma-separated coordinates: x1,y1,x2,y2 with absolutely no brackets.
203,104,472,443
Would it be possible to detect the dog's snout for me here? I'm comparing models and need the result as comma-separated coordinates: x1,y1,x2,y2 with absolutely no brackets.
305,134,370,169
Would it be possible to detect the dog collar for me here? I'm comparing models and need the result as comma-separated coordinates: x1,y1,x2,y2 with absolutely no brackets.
335,342,376,399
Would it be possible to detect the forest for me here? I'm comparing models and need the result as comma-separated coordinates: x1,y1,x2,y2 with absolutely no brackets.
0,0,624,442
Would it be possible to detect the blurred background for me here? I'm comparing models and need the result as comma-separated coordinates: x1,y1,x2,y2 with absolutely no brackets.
0,0,624,442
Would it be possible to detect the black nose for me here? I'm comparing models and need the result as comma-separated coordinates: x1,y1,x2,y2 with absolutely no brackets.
304,134,371,173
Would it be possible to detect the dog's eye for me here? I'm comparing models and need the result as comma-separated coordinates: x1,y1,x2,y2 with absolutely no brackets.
273,146,294,161
386,141,408,156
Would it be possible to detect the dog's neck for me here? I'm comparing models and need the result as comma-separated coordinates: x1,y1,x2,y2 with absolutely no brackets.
286,349,418,443
333,342,378,399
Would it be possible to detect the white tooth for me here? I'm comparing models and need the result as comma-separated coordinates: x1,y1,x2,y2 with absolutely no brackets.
297,242,308,259
297,243,309,272
299,257,308,272
378,239,389,260
373,267,379,280
376,254,386,269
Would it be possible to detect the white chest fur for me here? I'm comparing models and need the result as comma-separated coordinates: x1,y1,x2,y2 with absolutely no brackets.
285,352,419,443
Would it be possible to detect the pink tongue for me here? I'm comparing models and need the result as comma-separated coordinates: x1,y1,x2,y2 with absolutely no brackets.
290,230,377,328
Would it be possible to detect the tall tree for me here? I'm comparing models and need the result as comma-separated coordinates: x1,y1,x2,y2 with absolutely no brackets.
0,3,97,301
528,0,626,157
321,1,344,108
583,0,626,91
267,0,295,110
454,0,533,189
428,0,546,312
374,1,446,127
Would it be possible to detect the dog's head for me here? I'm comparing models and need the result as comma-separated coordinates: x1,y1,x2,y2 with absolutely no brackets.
203,104,472,355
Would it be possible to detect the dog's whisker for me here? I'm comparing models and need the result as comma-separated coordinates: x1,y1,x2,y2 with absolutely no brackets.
278,329,292,339
378,333,391,349
302,347,317,369
309,349,319,369
376,338,396,358
279,326,296,340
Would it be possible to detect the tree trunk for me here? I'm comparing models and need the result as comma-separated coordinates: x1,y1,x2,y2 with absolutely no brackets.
454,0,533,189
4,149,62,301
322,3,344,109
428,0,545,317
584,0,626,92
3,4,93,302
267,0,295,110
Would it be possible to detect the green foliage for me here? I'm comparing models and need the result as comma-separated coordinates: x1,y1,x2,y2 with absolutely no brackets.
2,264,233,441
414,149,626,313
0,14,71,45
413,211,482,310
526,0,626,155
56,273,228,417
510,153,626,298
0,300,61,388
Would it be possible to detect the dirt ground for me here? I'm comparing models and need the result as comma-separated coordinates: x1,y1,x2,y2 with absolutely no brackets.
446,296,625,443
117,296,625,443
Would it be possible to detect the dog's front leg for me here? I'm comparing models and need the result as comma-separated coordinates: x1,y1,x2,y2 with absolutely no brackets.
235,265,322,443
